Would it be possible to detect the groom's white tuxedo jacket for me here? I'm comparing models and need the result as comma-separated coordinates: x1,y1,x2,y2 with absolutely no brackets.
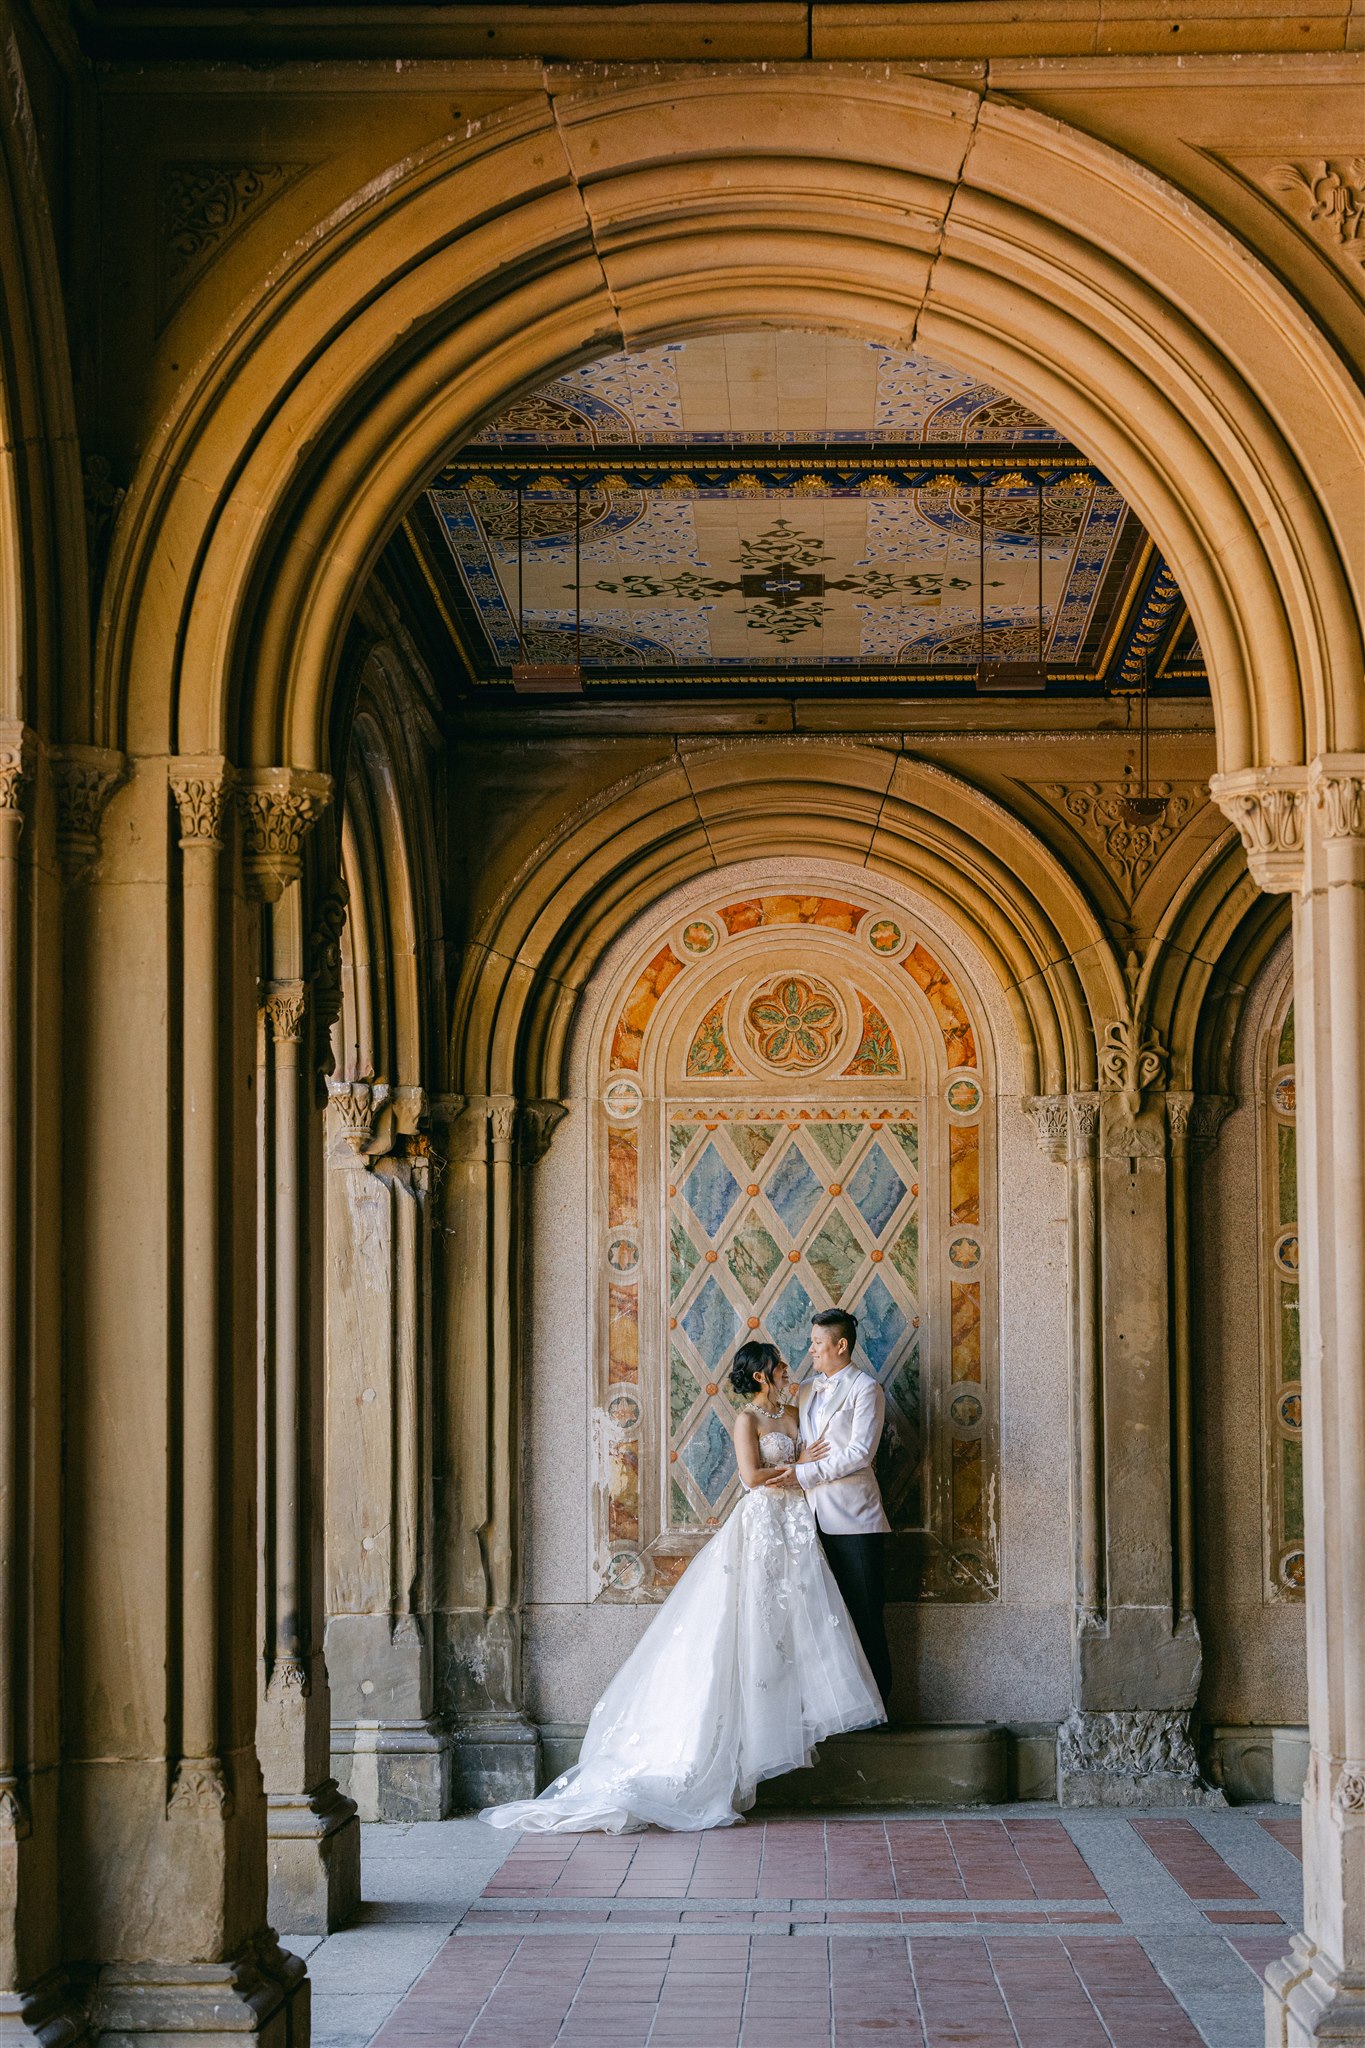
795,1367,890,1536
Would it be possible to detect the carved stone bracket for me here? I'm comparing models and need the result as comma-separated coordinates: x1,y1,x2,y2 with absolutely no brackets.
262,979,307,1045
1210,764,1308,894
1310,755,1365,843
237,767,332,902
168,754,235,850
52,744,126,880
167,1757,233,1819
518,1100,569,1167
0,722,36,822
326,1078,389,1156
1189,1095,1234,1157
1024,1095,1069,1162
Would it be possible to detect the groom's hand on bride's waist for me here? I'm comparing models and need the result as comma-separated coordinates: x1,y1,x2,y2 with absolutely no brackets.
796,1436,829,1464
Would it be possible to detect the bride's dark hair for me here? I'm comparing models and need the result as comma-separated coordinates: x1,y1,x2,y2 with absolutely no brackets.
729,1339,782,1400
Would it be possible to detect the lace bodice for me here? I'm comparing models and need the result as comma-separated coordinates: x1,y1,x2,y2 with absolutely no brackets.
759,1430,797,1467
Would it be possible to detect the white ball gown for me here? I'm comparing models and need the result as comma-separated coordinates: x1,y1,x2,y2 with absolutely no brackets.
481,1426,886,1834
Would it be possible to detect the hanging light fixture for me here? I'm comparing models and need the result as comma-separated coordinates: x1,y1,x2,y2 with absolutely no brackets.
1118,654,1166,822
976,474,1049,692
511,479,584,693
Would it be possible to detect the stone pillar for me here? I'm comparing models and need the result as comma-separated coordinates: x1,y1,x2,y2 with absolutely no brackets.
436,1096,565,1807
324,1082,451,1821
245,771,359,1936
1216,758,1365,2045
1050,968,1219,1807
0,723,65,2045
61,754,305,2046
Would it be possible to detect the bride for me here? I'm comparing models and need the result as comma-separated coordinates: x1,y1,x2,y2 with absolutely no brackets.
480,1339,885,1834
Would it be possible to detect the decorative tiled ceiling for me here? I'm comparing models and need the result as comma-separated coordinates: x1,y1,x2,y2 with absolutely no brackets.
410,332,1205,693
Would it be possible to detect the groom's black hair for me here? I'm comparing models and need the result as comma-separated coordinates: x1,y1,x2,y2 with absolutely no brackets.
811,1307,858,1356
729,1340,783,1399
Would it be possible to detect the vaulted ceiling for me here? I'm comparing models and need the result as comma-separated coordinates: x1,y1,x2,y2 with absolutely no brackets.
399,331,1206,701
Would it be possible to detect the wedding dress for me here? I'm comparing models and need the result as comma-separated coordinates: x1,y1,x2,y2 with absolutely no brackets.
481,1426,885,1833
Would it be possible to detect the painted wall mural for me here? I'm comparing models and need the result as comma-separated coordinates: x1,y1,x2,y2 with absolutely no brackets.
1263,993,1303,1600
594,892,997,1606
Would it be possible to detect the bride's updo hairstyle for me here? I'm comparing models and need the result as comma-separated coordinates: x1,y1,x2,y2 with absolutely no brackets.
729,1340,782,1401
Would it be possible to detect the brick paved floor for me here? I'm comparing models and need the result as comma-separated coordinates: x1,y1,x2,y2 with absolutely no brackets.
287,1808,1305,2048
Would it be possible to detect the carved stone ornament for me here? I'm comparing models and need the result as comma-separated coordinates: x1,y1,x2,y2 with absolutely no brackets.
52,744,126,879
1166,1092,1192,1138
488,1100,517,1149
1068,1094,1100,1147
1024,1095,1069,1162
1335,1763,1365,1814
309,877,349,1073
1189,1095,1234,1157
0,1775,30,1840
1102,1121,1167,1163
518,1100,569,1167
1098,956,1167,1119
167,1757,233,1819
327,1078,389,1155
266,1657,310,1702
1056,1708,1200,1780
158,161,301,320
0,722,35,822
1310,757,1365,842
1048,781,1195,898
263,979,307,1045
168,755,234,849
1268,159,1365,258
1209,765,1308,894
237,768,333,902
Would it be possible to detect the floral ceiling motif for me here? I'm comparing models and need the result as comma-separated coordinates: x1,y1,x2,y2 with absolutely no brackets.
418,331,1204,691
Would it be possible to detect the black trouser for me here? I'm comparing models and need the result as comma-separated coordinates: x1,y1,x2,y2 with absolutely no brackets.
818,1529,892,1709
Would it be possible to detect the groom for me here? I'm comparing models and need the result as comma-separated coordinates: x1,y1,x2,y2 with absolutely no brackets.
795,1307,893,1707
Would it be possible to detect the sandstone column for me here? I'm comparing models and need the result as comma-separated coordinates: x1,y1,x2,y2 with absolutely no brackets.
1054,973,1216,1806
324,1082,450,1821
244,771,359,1937
1216,758,1365,2045
437,1097,564,1806
61,754,305,2045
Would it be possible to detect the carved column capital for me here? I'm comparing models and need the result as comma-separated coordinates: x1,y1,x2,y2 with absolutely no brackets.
0,722,36,823
326,1078,389,1156
1068,1092,1100,1155
1166,1091,1193,1139
1309,753,1365,843
237,767,332,902
1210,764,1308,894
262,979,307,1045
1023,1095,1069,1163
488,1097,517,1157
51,744,126,880
1189,1094,1234,1157
169,754,235,850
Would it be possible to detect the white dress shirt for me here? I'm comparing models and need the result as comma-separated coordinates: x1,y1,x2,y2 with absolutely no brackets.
796,1367,891,1536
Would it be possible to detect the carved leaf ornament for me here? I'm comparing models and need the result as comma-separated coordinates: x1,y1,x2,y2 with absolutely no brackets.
1270,159,1365,258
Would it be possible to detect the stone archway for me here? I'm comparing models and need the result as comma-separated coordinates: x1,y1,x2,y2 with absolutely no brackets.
61,65,1365,2048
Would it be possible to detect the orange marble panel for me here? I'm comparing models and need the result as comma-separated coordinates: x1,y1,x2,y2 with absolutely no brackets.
949,1124,980,1225
950,1282,981,1382
609,1282,639,1383
652,1554,689,1593
718,894,865,935
609,944,686,1070
608,1126,639,1229
903,942,977,1069
952,1438,986,1542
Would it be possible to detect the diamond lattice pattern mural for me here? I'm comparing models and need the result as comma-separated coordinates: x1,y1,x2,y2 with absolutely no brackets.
668,1111,922,1532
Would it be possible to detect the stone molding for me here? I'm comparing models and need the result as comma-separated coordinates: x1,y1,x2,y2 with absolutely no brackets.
168,753,235,850
237,767,332,902
1210,764,1309,893
262,979,307,1045
51,744,126,879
